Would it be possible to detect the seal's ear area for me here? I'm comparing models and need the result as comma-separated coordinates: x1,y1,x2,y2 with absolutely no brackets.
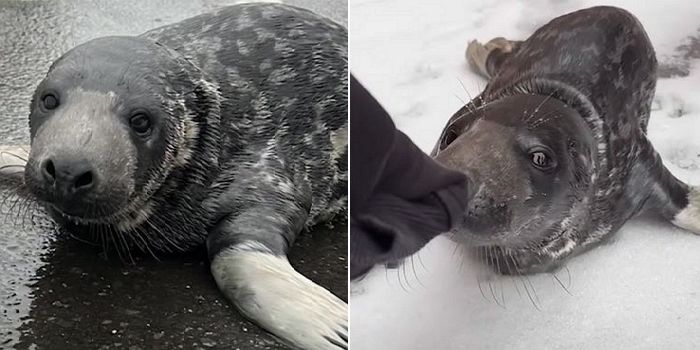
152,47,223,176
182,77,223,168
154,43,223,122
184,78,222,121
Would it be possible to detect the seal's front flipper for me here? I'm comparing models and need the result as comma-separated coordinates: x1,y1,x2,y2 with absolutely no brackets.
207,193,347,350
637,138,700,234
211,245,347,350
0,146,28,179
466,37,521,79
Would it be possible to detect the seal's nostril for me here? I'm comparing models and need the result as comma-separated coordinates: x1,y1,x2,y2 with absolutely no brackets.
42,157,96,194
43,159,56,182
74,171,94,190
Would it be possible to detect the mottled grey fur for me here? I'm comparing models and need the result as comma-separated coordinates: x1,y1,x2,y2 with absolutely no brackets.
22,4,347,349
434,6,699,274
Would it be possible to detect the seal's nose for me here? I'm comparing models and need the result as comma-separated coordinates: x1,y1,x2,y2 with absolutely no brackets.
41,156,97,197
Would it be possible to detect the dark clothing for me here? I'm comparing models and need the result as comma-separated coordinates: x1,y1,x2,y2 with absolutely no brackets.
350,75,470,279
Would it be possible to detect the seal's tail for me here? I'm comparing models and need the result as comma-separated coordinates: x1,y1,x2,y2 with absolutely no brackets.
466,37,521,79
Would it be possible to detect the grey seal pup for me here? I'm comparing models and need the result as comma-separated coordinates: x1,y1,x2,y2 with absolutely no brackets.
4,3,347,349
433,6,700,274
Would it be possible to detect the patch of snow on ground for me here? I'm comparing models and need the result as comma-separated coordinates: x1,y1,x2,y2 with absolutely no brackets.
350,1,700,349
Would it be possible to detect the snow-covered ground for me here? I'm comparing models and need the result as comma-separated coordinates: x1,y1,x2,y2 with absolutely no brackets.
349,1,700,349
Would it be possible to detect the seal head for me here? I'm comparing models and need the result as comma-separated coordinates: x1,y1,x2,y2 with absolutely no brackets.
25,36,218,228
435,93,597,272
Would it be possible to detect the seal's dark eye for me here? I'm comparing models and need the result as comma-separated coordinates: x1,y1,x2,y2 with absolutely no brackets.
529,150,555,170
129,113,152,136
440,127,459,150
42,94,59,110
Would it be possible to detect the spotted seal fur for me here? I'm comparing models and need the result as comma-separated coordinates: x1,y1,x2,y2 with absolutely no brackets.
432,6,700,274
7,4,347,349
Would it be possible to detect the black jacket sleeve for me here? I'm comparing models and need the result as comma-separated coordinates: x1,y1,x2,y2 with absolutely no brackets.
350,74,470,279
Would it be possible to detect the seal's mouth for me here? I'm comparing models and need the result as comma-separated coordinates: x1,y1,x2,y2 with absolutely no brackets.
455,211,553,247
46,201,129,225
451,225,573,275
38,188,152,228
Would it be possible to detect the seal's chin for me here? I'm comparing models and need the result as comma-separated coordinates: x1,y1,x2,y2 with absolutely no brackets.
450,229,514,247
46,201,130,225
40,190,154,229
453,226,572,275
452,224,546,248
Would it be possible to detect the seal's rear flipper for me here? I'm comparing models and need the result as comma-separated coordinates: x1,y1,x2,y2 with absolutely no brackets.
670,187,700,234
466,37,521,79
639,139,700,234
651,177,700,234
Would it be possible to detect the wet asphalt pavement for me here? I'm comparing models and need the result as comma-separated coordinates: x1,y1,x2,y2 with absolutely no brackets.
0,1,348,349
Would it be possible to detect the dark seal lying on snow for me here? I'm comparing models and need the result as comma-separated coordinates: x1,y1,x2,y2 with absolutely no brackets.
3,3,347,349
432,6,700,275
